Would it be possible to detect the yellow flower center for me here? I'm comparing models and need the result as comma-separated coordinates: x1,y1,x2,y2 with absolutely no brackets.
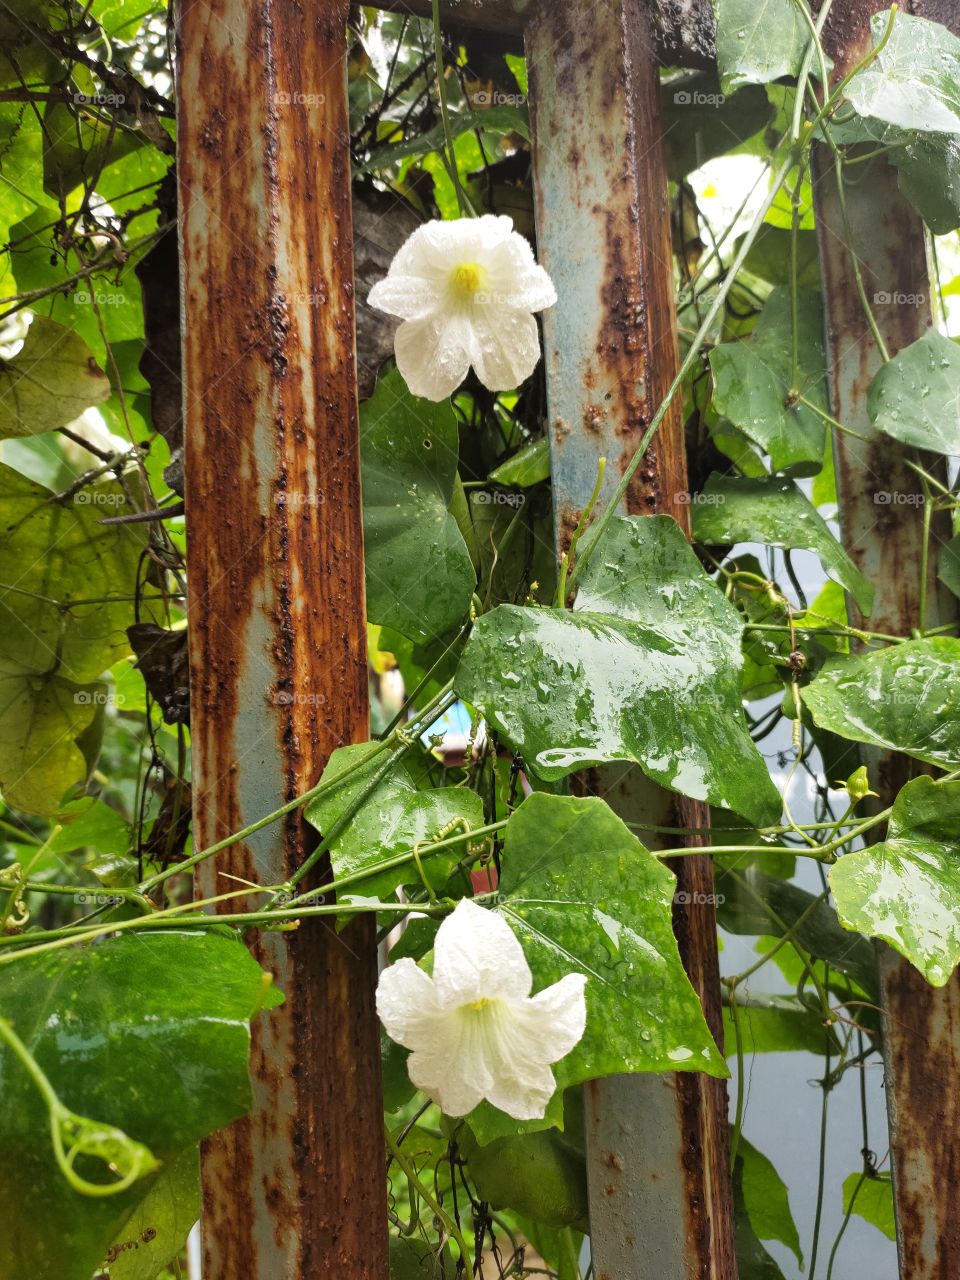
450,262,485,297
467,997,493,1012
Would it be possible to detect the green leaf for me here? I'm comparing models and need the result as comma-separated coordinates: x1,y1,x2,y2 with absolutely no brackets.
46,796,131,856
361,368,475,644
0,662,105,816
940,533,960,599
845,11,960,134
724,993,835,1056
715,867,880,999
304,742,484,902
460,1122,588,1230
0,930,280,1280
889,131,960,234
42,99,143,200
830,777,960,986
389,1235,454,1279
487,437,550,487
733,1149,789,1280
866,328,960,454
739,1137,803,1266
737,225,820,288
709,288,827,475
367,104,530,169
100,1147,199,1280
497,793,727,1091
0,315,111,439
842,1171,896,1241
692,474,874,614
711,0,814,93
458,516,782,826
801,638,960,768
0,463,148,684
663,74,772,179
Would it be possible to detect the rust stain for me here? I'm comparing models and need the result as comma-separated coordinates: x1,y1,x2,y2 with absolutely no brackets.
178,0,386,1275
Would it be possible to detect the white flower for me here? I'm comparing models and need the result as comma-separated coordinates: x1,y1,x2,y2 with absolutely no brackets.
377,898,586,1120
367,214,557,402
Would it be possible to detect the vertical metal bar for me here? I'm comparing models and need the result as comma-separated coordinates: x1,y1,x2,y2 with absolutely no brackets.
527,3,735,1276
176,1,388,1276
813,5,960,1274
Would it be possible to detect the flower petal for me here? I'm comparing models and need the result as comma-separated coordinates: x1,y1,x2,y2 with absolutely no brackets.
393,314,472,401
367,272,442,322
519,973,588,1062
376,957,445,1048
472,1001,561,1120
468,307,542,392
484,234,557,312
433,899,533,1006
406,1008,495,1117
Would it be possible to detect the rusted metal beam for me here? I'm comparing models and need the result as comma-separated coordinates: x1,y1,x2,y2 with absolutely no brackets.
368,0,717,68
527,1,735,1275
176,1,388,1276
814,4,960,1275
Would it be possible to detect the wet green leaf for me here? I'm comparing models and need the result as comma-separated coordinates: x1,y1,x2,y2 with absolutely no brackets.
663,73,772,179
487,437,550,487
737,225,820,288
0,316,111,439
801,638,960,767
692,474,874,614
715,868,879,999
845,11,960,134
733,1149,789,1280
0,463,148,684
711,0,814,93
361,368,475,644
842,1171,896,1241
497,793,727,1095
739,1137,803,1266
460,1123,587,1230
723,994,835,1056
709,288,827,475
940,533,960,599
100,1147,199,1280
0,663,105,816
867,328,960,454
458,516,781,826
831,777,960,986
304,742,484,902
0,930,281,1280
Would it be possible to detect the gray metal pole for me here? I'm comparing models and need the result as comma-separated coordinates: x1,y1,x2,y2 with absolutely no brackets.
527,1,736,1274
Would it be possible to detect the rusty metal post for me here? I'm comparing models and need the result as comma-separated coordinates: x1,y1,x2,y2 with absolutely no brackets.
176,1,388,1275
813,4,960,1274
526,2,735,1275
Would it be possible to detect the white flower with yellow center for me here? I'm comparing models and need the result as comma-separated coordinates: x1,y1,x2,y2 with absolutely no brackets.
367,214,557,402
376,898,587,1120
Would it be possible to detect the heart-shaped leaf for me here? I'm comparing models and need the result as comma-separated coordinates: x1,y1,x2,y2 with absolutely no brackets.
305,742,484,902
457,515,782,826
0,315,110,439
830,777,960,985
692,474,874,615
710,0,815,93
867,328,960,454
0,463,147,683
845,11,960,134
710,288,827,475
0,930,281,1280
497,793,727,1088
361,368,475,644
0,660,105,815
801,638,960,767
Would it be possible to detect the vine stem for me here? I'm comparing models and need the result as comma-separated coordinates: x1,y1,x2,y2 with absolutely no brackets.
385,1123,472,1263
430,0,472,217
566,148,799,593
138,681,455,895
